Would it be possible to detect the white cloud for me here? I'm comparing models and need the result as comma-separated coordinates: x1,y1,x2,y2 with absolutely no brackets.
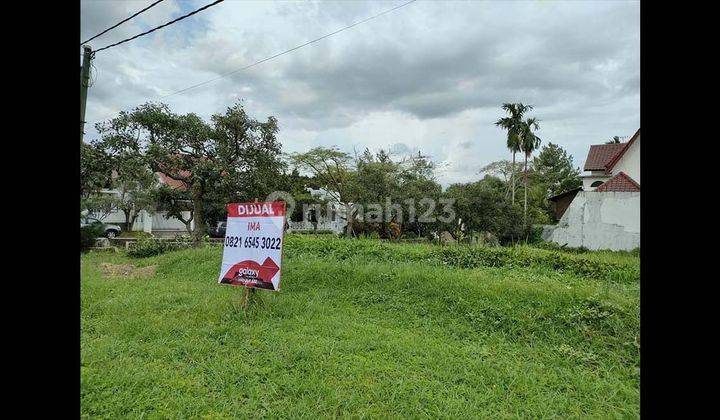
81,0,640,187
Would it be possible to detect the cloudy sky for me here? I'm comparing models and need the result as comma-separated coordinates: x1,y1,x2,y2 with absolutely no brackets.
81,0,639,186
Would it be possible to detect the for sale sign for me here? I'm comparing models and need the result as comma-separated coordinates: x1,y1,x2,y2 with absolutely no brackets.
218,201,286,291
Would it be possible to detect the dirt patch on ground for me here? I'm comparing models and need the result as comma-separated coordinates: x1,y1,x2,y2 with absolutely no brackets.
99,263,157,278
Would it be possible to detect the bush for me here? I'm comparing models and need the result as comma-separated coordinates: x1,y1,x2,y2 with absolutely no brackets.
533,241,589,254
118,231,154,238
283,235,639,283
402,231,418,239
80,224,104,253
127,235,201,258
127,237,169,258
433,245,637,281
527,225,545,244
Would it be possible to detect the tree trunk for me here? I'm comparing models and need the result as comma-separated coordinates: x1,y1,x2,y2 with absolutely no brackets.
511,152,516,205
523,153,528,224
123,210,132,232
191,192,205,247
129,212,139,231
344,203,354,238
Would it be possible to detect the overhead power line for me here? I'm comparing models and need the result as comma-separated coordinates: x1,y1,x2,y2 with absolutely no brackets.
92,0,225,55
161,0,418,98
88,0,417,126
81,0,166,46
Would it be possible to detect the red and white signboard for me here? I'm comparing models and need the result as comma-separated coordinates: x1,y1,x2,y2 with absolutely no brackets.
218,201,286,291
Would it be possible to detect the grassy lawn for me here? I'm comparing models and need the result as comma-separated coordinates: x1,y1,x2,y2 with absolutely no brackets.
81,235,639,418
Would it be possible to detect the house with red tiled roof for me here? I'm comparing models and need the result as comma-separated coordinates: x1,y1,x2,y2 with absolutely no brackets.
542,128,640,251
582,128,640,191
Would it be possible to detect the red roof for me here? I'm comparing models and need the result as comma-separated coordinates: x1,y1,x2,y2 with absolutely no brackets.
595,172,640,192
605,128,639,172
583,143,626,171
583,128,640,172
157,171,189,190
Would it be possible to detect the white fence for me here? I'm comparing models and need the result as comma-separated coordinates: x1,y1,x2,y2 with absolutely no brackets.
288,220,346,234
88,209,192,235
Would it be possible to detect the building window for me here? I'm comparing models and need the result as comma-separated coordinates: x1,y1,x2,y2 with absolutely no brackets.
590,181,604,187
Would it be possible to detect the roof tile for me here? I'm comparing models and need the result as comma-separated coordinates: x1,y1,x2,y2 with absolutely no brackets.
584,143,626,171
595,172,640,192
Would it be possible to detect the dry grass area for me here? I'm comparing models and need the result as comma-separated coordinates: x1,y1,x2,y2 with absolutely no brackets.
99,263,157,278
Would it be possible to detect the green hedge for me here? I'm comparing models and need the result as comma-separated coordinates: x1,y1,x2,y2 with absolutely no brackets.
127,237,193,258
284,235,639,283
433,246,638,282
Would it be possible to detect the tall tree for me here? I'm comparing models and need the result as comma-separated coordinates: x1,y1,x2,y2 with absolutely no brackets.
443,176,524,244
153,184,195,234
354,148,401,237
396,151,442,237
290,147,358,237
533,142,581,197
520,117,541,222
495,103,533,204
95,114,157,231
80,142,112,200
479,159,523,200
100,101,283,246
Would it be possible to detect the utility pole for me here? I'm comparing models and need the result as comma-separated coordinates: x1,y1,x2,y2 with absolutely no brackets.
80,45,93,145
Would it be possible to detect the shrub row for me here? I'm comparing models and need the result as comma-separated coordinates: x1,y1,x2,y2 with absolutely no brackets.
532,241,640,257
432,246,638,281
284,236,639,282
126,236,194,258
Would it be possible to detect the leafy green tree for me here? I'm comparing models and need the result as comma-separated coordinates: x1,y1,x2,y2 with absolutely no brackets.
396,151,443,237
529,142,582,222
443,176,525,243
354,149,401,237
350,149,443,239
95,115,157,230
82,193,119,221
80,141,119,221
80,142,111,199
100,101,283,246
275,167,324,223
152,184,194,234
533,142,582,197
290,147,358,237
606,136,621,144
479,159,523,200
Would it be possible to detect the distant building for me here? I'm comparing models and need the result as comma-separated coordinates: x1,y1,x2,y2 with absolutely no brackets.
86,171,193,237
287,187,347,234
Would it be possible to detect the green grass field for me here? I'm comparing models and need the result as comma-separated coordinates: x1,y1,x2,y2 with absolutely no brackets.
81,235,640,418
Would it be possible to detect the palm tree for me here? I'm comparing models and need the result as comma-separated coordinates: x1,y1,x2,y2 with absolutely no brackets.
495,103,533,204
519,117,541,222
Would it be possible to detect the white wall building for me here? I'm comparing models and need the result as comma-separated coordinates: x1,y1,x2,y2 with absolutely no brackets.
581,129,640,191
87,172,194,237
544,128,640,250
543,191,640,251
